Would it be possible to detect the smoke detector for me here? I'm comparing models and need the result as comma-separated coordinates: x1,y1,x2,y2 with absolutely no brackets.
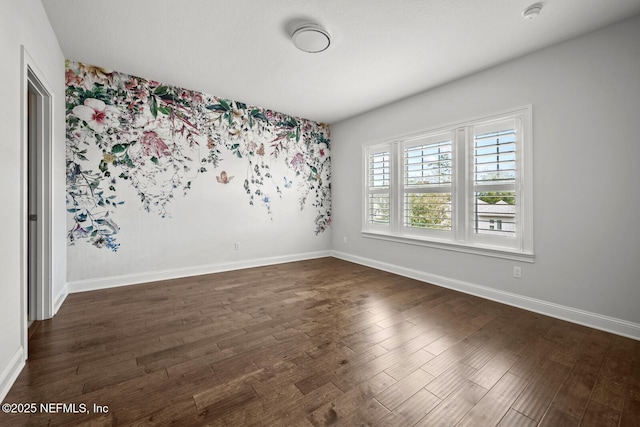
522,3,543,20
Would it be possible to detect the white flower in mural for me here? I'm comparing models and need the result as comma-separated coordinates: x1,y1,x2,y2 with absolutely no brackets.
72,98,118,132
316,143,330,161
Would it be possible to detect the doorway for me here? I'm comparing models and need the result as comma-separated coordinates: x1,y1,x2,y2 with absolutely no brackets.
22,47,53,358
27,86,39,337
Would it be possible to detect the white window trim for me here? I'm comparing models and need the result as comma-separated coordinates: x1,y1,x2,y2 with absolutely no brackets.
362,106,534,263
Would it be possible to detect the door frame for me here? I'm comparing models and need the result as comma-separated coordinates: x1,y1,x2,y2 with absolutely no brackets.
20,46,54,358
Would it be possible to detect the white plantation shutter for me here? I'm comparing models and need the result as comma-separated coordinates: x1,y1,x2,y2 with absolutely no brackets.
367,148,391,226
403,135,453,233
472,119,518,240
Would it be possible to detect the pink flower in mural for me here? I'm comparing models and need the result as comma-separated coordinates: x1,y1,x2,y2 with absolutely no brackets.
141,131,171,158
290,152,305,172
317,143,330,161
65,68,82,86
72,98,117,132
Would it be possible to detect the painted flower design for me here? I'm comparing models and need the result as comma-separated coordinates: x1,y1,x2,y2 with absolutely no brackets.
141,131,171,158
316,143,330,161
72,98,118,132
290,153,305,172
65,68,82,86
65,61,331,251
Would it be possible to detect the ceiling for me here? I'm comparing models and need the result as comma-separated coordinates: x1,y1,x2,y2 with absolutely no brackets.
41,0,640,124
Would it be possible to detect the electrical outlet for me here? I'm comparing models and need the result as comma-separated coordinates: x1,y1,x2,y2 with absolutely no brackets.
234,242,240,251
513,266,522,279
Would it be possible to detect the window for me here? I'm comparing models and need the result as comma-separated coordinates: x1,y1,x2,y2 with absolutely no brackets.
404,134,453,234
363,107,533,261
367,148,391,227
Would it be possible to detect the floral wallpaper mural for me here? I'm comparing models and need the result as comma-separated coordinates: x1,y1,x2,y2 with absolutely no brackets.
65,61,331,252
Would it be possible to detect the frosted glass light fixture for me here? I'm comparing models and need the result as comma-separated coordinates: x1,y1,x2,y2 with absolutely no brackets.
292,24,331,53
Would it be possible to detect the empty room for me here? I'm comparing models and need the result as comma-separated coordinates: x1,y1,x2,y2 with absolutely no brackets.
1,0,639,425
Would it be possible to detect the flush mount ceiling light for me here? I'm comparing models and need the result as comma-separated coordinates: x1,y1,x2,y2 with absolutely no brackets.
292,24,331,53
522,3,543,20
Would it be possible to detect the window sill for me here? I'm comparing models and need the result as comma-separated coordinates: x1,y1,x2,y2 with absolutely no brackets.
361,231,535,263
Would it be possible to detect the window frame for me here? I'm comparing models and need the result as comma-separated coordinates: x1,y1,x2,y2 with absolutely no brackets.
362,106,534,262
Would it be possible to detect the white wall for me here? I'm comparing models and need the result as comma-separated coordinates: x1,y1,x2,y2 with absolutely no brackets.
0,0,66,400
331,15,640,336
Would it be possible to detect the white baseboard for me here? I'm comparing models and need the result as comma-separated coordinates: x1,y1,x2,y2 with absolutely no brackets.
331,251,640,341
53,283,68,315
0,347,25,404
67,250,332,294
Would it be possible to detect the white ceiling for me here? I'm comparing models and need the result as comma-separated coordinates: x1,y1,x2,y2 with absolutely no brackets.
41,0,640,124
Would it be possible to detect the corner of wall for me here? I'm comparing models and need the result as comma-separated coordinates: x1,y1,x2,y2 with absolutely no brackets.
53,283,69,316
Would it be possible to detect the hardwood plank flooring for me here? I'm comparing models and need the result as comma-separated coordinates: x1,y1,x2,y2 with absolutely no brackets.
2,257,639,426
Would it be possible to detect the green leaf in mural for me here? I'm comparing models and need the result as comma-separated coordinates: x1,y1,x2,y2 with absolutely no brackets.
157,105,171,116
112,144,128,154
99,160,108,173
250,109,269,122
150,96,158,118
150,156,159,164
219,99,231,110
206,104,229,112
122,153,135,168
236,102,247,110
153,85,169,96
280,117,297,128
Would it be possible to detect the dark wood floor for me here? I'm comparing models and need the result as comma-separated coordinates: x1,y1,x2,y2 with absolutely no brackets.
2,258,639,426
